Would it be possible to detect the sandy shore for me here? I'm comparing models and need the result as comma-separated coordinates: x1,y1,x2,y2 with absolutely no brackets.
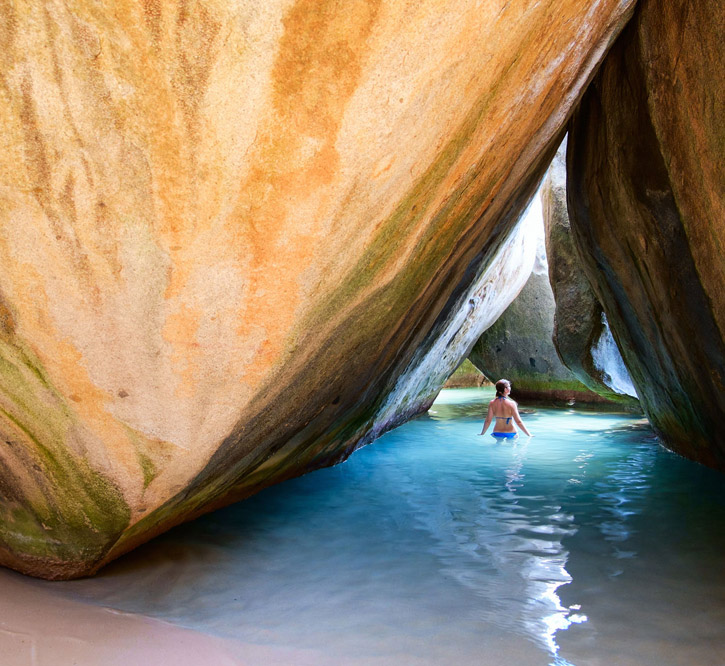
0,568,248,666
0,566,479,666
0,569,334,666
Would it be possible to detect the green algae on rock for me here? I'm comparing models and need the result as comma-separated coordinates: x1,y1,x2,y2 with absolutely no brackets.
444,360,486,389
567,0,725,469
0,336,130,579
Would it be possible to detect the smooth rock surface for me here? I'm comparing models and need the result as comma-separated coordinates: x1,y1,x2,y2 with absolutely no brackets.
542,142,638,405
0,0,636,577
567,0,725,468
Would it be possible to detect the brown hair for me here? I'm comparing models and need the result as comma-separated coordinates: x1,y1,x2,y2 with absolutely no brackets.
495,379,511,398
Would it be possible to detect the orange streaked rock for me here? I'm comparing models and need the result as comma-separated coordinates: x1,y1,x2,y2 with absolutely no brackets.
0,0,634,578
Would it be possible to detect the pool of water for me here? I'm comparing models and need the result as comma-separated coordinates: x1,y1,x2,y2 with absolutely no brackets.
38,388,725,665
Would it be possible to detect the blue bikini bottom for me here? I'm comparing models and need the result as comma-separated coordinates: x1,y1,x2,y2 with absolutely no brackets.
492,432,517,439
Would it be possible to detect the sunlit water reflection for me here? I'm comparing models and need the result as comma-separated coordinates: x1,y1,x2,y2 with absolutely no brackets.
36,388,725,665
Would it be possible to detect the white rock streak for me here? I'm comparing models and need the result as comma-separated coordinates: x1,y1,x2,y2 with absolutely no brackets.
592,313,638,398
367,198,543,439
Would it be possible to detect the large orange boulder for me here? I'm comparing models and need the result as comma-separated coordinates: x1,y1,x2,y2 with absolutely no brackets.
567,0,725,468
0,0,635,578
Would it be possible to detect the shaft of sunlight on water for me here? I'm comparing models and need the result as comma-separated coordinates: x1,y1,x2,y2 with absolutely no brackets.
31,388,725,666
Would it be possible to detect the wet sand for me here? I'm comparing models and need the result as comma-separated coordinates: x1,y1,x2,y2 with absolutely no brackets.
0,569,333,666
2,566,445,666
0,568,244,666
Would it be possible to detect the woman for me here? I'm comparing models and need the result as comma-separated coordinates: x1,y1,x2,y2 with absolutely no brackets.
479,379,532,438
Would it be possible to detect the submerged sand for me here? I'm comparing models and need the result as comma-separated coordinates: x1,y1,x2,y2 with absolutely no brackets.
3,567,451,666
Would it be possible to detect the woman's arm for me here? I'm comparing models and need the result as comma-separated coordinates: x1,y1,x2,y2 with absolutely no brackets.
513,404,532,437
479,403,493,435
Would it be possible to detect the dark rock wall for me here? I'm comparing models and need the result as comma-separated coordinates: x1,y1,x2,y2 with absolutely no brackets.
567,0,725,468
543,143,639,407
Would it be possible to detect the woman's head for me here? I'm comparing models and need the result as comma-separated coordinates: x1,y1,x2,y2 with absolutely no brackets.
495,379,511,397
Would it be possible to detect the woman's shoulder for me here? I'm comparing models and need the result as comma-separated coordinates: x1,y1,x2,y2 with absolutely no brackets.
489,397,516,407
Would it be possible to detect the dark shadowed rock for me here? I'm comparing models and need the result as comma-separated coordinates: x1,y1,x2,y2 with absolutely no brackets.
542,142,639,406
567,0,725,468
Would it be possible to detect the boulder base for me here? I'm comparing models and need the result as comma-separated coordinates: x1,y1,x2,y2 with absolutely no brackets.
567,0,725,468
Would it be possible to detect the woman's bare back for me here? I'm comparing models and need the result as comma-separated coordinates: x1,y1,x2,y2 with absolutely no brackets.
479,379,533,438
490,396,516,432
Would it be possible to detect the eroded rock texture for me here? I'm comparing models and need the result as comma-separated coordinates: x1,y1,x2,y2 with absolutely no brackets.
567,0,725,468
0,0,635,578
543,142,638,406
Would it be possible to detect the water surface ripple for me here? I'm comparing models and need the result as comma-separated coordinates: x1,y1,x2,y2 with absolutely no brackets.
41,388,725,665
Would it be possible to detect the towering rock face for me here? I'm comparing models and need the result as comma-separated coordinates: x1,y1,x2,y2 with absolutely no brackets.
0,0,636,578
567,0,725,468
542,143,638,406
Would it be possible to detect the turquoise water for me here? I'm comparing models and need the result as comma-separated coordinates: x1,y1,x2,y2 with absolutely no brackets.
46,388,725,664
